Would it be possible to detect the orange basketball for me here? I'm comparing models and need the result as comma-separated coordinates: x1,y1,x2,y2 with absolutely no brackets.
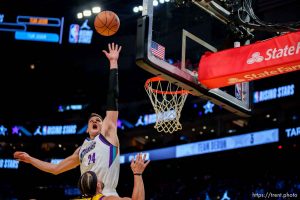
94,10,120,36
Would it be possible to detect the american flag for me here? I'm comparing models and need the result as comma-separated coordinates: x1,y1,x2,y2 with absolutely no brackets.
151,41,165,60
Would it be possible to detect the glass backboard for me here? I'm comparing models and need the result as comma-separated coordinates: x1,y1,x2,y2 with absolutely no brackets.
136,0,252,117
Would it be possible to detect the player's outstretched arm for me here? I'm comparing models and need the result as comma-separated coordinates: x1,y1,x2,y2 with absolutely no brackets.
130,153,150,200
101,42,122,146
104,153,150,200
13,147,80,175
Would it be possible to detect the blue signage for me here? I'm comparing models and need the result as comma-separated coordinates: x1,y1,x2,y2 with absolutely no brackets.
15,31,59,42
253,84,295,103
50,128,279,165
0,14,64,44
69,19,93,44
285,126,300,138
0,159,19,169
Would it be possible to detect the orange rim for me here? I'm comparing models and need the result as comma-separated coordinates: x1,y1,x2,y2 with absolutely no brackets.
145,77,190,95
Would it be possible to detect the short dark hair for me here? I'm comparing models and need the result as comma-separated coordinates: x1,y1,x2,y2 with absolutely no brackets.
88,113,103,122
78,171,98,197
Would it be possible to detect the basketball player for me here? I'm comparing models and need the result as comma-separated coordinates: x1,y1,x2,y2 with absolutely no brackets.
78,153,150,200
13,42,122,196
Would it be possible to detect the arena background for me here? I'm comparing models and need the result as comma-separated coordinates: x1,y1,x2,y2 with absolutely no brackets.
0,0,300,199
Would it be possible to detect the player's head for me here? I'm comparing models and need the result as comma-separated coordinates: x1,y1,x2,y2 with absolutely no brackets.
78,171,104,197
87,113,103,139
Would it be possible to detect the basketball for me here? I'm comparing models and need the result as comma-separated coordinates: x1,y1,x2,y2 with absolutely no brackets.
94,10,120,36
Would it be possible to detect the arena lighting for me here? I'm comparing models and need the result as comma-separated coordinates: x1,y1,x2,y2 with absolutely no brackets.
83,10,92,17
133,7,139,13
77,12,83,19
92,6,101,14
133,0,171,13
77,5,101,19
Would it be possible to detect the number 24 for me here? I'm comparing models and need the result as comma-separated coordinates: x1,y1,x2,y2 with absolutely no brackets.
88,153,96,164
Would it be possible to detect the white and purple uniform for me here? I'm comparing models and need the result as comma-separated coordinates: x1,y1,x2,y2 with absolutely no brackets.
79,134,120,196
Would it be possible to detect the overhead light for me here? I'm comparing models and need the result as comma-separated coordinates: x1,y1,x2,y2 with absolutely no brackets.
77,12,83,19
83,10,92,17
133,6,139,13
228,129,236,133
92,6,101,14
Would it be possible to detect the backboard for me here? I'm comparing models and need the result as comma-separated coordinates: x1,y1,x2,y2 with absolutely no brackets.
136,0,252,117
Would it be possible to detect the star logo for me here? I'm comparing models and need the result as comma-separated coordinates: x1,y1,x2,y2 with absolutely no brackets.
12,126,20,135
203,101,214,114
0,125,8,136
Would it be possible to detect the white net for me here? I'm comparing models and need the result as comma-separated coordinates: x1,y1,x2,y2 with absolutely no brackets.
145,77,189,134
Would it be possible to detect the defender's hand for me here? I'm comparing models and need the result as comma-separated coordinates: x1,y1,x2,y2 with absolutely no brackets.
130,153,150,175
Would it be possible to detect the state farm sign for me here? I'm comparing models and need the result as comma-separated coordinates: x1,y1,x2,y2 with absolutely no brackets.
198,31,300,89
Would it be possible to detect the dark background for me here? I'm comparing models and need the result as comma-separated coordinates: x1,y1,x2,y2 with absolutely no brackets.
0,0,300,199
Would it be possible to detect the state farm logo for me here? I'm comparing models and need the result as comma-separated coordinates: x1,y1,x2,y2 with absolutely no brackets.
247,52,264,64
246,42,300,65
228,78,245,84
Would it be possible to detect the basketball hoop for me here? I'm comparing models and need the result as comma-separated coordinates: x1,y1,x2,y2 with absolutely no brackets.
145,77,189,134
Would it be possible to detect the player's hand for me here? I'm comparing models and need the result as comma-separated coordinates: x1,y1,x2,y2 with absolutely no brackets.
102,42,122,69
13,151,31,163
130,153,150,175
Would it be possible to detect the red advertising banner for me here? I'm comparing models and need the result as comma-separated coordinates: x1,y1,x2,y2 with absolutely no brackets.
198,31,300,89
